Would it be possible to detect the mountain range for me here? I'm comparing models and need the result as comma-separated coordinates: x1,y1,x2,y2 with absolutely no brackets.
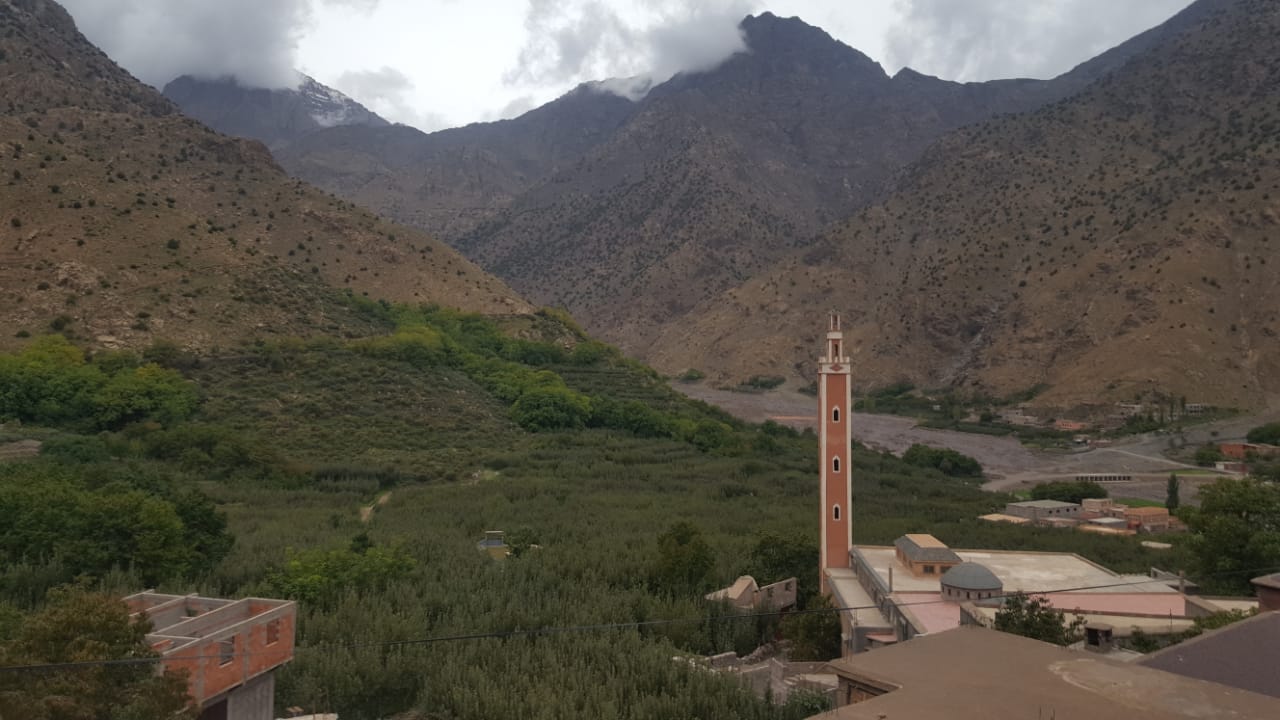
654,0,1280,410
0,0,528,354
184,9,1210,357
10,0,1280,411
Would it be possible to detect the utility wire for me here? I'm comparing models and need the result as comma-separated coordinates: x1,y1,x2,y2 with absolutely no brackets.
0,563,1273,674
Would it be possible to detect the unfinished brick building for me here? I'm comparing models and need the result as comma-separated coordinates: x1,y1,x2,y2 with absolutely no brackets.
125,591,296,720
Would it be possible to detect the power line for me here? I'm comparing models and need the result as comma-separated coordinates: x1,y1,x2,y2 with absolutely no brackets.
0,564,1274,674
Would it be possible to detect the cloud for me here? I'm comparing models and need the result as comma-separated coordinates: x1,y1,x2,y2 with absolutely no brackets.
884,0,1191,81
506,0,754,97
60,0,381,90
332,66,448,131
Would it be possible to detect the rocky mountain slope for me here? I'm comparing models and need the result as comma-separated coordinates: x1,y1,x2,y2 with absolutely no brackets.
653,0,1280,411
163,73,389,150
0,0,529,353
246,9,1213,359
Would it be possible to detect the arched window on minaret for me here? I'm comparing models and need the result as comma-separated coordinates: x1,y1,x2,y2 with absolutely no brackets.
833,505,841,521
832,407,841,423
833,456,841,473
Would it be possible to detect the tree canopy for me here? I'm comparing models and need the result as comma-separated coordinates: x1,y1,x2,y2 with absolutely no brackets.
901,444,983,478
1031,480,1108,504
1245,422,1280,445
993,592,1085,646
1184,478,1280,593
0,586,193,720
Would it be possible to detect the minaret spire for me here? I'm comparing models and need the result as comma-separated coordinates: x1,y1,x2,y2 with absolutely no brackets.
819,311,853,593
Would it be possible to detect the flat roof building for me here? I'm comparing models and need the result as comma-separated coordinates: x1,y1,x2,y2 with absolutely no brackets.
812,626,1280,719
1004,499,1081,524
827,537,1196,655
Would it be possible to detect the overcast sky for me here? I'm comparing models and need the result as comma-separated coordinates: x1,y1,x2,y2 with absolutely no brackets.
61,0,1191,132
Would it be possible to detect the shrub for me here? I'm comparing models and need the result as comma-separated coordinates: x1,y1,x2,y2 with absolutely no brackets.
510,386,592,431
677,368,705,383
1246,422,1280,445
1031,481,1108,504
902,443,983,477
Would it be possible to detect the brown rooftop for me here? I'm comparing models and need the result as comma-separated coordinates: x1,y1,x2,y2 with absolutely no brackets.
816,626,1280,719
1137,611,1280,699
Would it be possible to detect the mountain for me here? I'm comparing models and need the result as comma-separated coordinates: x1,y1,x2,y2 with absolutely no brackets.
253,9,1206,359
0,0,529,354
652,0,1280,411
162,73,389,150
276,85,636,241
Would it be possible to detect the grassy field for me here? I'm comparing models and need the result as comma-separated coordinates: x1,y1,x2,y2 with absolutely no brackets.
0,309,1196,719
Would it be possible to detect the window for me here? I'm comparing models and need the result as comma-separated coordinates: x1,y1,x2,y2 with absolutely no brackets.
832,456,841,473
832,407,841,423
923,564,935,574
833,505,841,521
266,619,280,646
218,638,234,666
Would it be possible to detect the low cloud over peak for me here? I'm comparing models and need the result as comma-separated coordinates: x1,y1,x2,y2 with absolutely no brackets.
61,0,381,90
506,0,754,99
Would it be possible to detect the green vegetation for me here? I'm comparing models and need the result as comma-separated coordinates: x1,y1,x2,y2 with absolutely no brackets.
739,375,786,391
1183,478,1280,594
993,592,1085,646
0,336,197,430
1166,473,1181,511
0,586,193,720
902,443,983,478
678,369,706,383
0,306,1199,719
1194,443,1225,467
1031,481,1108,504
1245,422,1280,445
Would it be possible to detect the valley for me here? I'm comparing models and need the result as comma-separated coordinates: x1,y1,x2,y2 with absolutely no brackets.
2,1,1280,719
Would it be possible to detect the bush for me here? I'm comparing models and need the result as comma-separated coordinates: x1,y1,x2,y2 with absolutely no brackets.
267,544,414,606
677,368,705,383
1031,481,1108,504
902,443,983,477
742,375,785,391
1194,444,1225,467
1246,422,1280,445
510,386,592,431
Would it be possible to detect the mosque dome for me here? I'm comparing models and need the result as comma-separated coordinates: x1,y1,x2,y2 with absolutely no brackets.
940,562,1003,601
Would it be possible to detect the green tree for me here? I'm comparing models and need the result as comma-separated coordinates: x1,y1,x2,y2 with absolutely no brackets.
1246,422,1280,445
648,522,714,596
1031,480,1108,504
510,386,592,431
748,534,818,608
780,594,841,660
902,444,983,478
1194,444,1225,467
1166,473,1181,511
268,544,415,606
0,586,193,720
993,592,1085,645
1185,478,1280,593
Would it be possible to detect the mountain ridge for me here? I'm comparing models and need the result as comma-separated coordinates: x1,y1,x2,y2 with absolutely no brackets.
0,0,530,354
652,0,1280,411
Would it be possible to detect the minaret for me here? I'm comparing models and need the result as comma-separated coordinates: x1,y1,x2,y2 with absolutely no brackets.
819,312,853,594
